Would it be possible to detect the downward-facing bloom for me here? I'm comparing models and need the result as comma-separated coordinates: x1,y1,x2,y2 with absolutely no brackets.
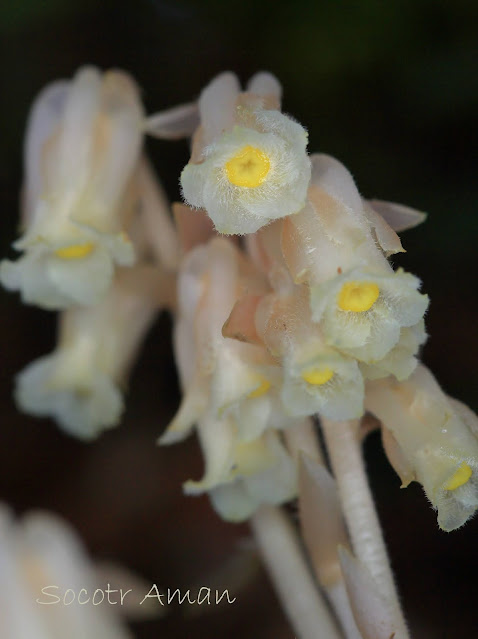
158,232,304,520
180,72,311,235
281,154,429,376
192,427,297,522
15,162,178,439
365,365,478,531
1,66,144,309
0,505,133,639
252,284,365,420
15,266,167,439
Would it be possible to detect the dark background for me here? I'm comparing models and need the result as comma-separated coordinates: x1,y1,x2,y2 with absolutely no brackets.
1,1,477,637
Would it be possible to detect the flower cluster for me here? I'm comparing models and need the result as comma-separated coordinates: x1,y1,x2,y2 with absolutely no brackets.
0,67,145,309
157,71,477,530
3,67,478,535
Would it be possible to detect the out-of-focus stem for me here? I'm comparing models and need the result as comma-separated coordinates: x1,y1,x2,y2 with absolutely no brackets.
250,505,342,639
321,418,409,639
327,582,362,639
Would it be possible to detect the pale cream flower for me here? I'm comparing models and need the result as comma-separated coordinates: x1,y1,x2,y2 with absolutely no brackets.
158,235,302,520
14,156,177,439
280,154,429,373
365,365,478,531
180,72,311,235
160,236,278,444
15,266,169,439
255,285,365,420
0,505,133,639
1,66,144,309
197,428,297,523
310,267,428,365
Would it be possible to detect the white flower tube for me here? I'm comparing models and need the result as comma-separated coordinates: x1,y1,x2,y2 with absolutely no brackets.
365,365,478,531
280,155,429,374
203,429,298,523
255,284,365,421
180,72,311,234
15,265,169,439
1,66,144,309
0,505,133,639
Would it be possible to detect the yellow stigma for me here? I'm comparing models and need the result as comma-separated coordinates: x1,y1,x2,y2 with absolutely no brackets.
301,367,334,386
248,377,271,399
444,462,472,491
225,145,270,188
54,243,95,260
338,281,380,312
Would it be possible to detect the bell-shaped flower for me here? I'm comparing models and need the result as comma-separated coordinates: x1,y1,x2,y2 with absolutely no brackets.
14,158,177,439
15,264,172,440
0,504,133,639
254,284,365,420
310,267,428,365
365,365,478,531
160,236,278,444
281,154,429,373
179,71,311,235
184,417,297,522
1,66,145,309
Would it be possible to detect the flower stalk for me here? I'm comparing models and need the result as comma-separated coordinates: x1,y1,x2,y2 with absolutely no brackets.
321,418,409,639
250,504,342,639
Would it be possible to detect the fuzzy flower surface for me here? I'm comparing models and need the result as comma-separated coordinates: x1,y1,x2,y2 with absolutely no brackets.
15,267,161,440
160,233,301,520
365,365,478,531
15,163,178,439
180,72,311,235
281,154,429,377
0,66,144,309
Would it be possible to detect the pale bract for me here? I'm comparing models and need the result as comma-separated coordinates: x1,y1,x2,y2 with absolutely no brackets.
0,66,144,309
0,505,133,639
180,72,311,235
365,365,478,531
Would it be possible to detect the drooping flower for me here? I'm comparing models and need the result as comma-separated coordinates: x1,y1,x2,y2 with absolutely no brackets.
1,66,145,309
158,232,304,520
253,285,365,420
15,161,178,439
281,154,429,376
195,427,297,523
15,265,170,440
179,72,311,235
365,365,478,531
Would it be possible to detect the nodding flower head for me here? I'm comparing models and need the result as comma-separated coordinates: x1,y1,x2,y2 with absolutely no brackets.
310,267,429,368
365,365,478,531
15,266,164,440
254,286,365,420
180,72,311,235
1,66,145,309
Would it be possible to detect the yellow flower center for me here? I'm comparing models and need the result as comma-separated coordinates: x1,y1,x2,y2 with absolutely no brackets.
338,281,379,312
225,145,271,188
248,377,271,399
54,243,95,260
444,462,472,491
301,367,334,386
